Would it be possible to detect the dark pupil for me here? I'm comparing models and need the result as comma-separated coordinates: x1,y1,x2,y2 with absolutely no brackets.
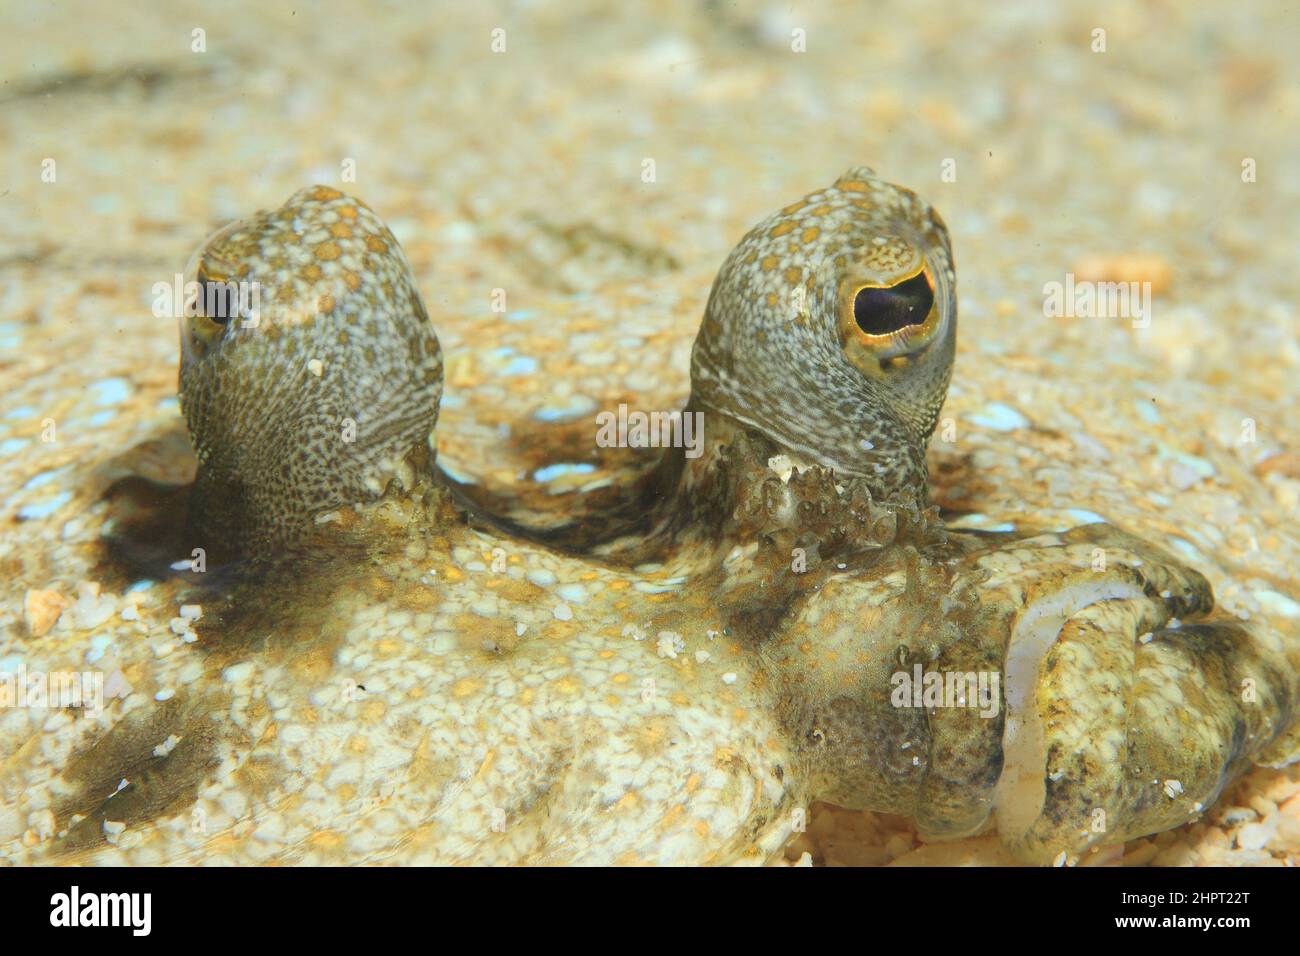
203,279,233,324
853,272,934,336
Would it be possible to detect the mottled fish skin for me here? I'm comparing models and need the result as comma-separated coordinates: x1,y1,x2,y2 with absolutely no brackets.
180,185,442,558
690,166,956,508
7,173,1290,867
767,521,1298,864
179,174,1296,864
511,167,957,557
181,170,956,555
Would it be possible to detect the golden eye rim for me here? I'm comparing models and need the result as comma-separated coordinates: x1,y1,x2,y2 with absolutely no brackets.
190,263,233,326
183,216,254,332
837,263,943,360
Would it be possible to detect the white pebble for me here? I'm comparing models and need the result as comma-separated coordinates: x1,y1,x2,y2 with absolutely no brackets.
557,583,588,604
1236,821,1275,851
527,568,558,587
223,662,255,683
656,631,684,659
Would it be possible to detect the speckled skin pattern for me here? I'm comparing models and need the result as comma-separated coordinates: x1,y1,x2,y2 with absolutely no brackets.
179,185,442,557
2,171,1296,866
692,167,955,505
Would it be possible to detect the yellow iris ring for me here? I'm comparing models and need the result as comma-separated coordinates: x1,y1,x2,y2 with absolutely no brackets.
837,263,941,371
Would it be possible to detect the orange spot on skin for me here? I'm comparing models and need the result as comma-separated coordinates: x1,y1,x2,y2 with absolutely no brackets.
309,186,344,201
343,270,362,290
315,241,341,260
337,205,358,219
554,676,580,695
800,227,820,244
760,255,780,271
365,235,389,254
809,204,833,216
330,222,354,239
769,220,797,237
837,180,869,192
317,293,335,314
781,199,809,215
451,677,483,699
784,267,803,284
301,263,323,280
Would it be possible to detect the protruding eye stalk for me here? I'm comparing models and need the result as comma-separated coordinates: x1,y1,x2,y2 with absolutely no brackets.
839,265,943,368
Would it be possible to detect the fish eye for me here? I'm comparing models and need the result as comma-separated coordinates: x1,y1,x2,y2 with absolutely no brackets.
838,264,943,367
183,218,249,331
195,267,233,325
852,271,934,336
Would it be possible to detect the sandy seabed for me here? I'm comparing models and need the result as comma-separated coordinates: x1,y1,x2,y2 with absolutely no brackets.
1,0,1298,865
